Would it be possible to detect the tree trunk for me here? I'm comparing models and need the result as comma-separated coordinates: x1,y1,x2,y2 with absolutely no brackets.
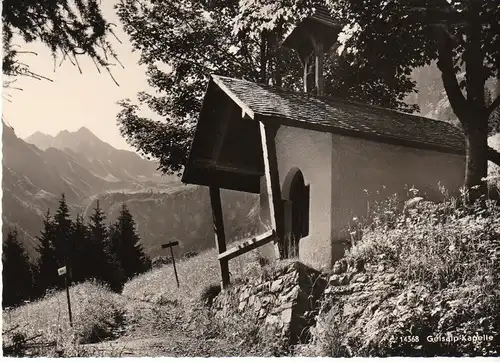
259,31,268,84
461,114,489,201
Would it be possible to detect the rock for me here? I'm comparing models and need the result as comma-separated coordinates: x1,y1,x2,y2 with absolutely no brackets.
281,307,293,325
329,274,342,286
265,314,280,326
378,264,385,272
405,196,424,210
253,299,262,310
248,295,256,306
270,279,284,293
355,260,365,272
238,300,247,311
340,275,350,285
353,274,368,283
258,308,267,319
284,286,299,301
332,259,347,274
239,289,251,302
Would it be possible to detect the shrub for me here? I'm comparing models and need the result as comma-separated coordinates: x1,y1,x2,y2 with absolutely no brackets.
312,188,500,357
2,281,127,356
199,283,221,308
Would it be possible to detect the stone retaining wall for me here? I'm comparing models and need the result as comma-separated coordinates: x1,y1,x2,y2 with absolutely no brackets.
212,261,327,345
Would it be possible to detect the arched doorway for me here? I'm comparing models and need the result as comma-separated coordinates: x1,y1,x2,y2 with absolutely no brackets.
282,168,310,258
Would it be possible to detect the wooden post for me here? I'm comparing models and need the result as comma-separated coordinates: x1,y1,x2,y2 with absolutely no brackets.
161,240,180,288
303,56,309,94
259,121,283,259
314,39,324,96
209,186,230,288
58,266,73,327
65,275,73,327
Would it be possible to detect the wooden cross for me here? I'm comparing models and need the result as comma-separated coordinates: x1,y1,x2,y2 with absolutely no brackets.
161,240,180,288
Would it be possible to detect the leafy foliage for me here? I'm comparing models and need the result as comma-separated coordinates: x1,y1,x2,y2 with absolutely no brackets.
325,0,500,195
2,0,118,81
487,84,500,136
115,0,418,175
312,191,500,357
2,230,34,308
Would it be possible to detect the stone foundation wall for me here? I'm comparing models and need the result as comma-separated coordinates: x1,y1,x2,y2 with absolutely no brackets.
212,261,327,345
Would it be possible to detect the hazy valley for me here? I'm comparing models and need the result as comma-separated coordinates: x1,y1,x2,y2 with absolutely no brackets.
2,124,259,260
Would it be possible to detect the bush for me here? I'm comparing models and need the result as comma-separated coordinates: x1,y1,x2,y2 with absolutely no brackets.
200,283,221,308
312,188,500,357
2,281,127,356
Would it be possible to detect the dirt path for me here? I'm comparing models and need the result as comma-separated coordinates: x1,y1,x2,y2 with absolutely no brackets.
81,297,255,357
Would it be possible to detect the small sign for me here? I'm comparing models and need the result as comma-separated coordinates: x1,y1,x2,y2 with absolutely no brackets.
57,266,67,276
161,240,179,249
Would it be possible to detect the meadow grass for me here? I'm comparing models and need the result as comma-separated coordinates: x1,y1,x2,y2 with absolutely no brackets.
2,281,127,356
311,193,500,357
122,243,261,304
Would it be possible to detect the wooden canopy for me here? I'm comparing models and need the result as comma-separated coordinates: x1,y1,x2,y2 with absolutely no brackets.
181,78,264,194
282,4,342,63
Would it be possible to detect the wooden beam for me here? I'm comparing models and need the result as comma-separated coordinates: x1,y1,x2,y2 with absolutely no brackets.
193,160,263,177
212,75,255,119
259,121,283,260
311,35,324,96
212,105,233,163
218,230,275,262
209,185,230,288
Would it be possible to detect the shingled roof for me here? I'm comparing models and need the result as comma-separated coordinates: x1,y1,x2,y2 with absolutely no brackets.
212,75,466,154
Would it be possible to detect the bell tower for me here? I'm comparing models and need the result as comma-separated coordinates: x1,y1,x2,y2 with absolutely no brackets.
282,5,342,96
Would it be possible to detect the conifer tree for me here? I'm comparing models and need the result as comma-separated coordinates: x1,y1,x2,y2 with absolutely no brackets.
87,200,110,281
53,194,73,282
36,209,59,294
109,204,151,280
2,229,34,308
88,200,125,291
71,214,90,283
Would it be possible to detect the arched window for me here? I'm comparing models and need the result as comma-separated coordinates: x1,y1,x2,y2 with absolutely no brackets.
282,168,310,258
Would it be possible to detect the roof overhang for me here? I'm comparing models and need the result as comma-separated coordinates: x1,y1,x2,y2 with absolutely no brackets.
283,6,343,61
181,77,264,193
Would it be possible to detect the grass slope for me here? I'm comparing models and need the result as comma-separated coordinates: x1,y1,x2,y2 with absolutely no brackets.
308,195,500,357
2,282,128,356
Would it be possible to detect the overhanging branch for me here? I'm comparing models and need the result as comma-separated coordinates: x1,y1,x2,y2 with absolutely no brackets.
488,95,500,117
436,28,468,120
488,146,500,167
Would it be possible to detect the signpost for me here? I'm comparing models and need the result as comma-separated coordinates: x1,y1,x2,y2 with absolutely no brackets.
58,266,73,327
161,240,180,288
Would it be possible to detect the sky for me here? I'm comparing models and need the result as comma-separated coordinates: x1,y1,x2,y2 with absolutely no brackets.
2,1,151,152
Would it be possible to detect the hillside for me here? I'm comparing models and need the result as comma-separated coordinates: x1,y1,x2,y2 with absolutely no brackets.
3,124,259,260
83,186,260,258
4,194,499,357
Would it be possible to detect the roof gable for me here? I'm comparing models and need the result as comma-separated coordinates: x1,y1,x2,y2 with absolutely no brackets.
211,75,465,154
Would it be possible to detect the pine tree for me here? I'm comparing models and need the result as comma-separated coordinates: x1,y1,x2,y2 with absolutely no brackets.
87,200,124,291
35,209,59,294
87,200,109,281
109,204,151,281
71,214,90,283
53,194,73,283
3,229,34,308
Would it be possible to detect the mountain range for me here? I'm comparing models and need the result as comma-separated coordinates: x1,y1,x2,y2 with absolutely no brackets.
3,65,500,262
3,125,259,260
